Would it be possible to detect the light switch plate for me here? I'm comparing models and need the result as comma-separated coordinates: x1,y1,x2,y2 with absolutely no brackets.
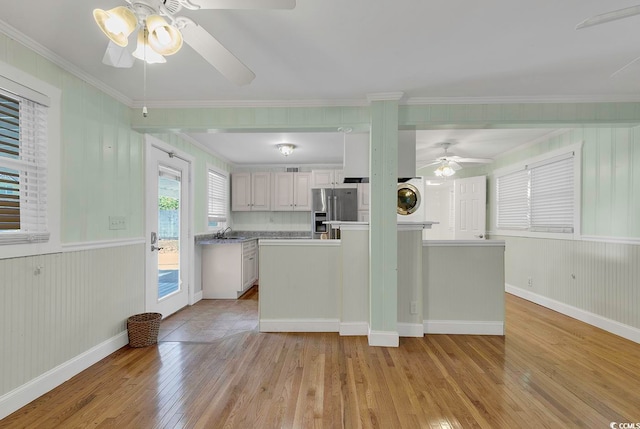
109,216,126,230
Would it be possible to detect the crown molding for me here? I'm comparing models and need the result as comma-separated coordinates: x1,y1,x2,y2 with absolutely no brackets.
0,19,133,107
131,98,370,108
366,92,405,103
405,94,640,105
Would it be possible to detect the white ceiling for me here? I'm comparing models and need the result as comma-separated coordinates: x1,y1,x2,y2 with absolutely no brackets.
2,1,639,166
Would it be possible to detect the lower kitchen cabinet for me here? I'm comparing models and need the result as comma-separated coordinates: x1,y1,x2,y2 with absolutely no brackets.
202,239,258,299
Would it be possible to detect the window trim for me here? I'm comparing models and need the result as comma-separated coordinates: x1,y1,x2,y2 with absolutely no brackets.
491,142,582,240
206,164,229,231
0,61,61,259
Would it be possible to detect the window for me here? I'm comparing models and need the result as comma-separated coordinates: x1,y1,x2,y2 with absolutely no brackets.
0,89,49,245
496,146,580,236
207,166,228,229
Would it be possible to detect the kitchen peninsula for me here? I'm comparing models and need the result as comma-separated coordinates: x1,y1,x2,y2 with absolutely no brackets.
259,222,505,344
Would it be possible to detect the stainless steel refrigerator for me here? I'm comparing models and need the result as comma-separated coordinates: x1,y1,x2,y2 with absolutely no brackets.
311,188,358,239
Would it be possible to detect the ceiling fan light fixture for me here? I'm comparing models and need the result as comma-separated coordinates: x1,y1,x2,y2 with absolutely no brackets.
434,162,455,177
146,15,183,56
277,144,295,156
93,6,137,47
132,28,167,64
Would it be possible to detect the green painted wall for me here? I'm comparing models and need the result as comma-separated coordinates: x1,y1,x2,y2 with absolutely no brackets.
0,33,145,244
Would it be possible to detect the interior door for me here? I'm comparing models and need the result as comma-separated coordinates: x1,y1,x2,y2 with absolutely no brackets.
454,175,487,240
146,145,190,317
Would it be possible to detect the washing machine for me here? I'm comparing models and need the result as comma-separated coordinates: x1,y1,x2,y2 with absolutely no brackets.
397,177,425,221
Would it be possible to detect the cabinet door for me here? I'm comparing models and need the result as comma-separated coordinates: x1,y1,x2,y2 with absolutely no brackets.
333,169,350,188
272,172,294,211
231,173,252,211
311,170,334,188
357,183,370,211
251,172,271,211
357,210,370,222
293,172,312,211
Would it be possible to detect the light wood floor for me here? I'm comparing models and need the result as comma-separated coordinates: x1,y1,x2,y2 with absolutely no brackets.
3,287,640,428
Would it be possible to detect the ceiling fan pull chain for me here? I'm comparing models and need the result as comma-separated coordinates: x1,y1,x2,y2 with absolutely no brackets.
143,26,148,118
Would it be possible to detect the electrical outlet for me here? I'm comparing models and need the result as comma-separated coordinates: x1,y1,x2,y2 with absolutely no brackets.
109,216,126,230
410,301,418,314
527,277,533,287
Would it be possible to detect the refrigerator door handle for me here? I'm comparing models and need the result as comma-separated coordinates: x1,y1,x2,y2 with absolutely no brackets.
333,195,338,220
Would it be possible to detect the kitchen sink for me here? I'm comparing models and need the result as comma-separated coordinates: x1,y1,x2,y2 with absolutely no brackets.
216,236,245,240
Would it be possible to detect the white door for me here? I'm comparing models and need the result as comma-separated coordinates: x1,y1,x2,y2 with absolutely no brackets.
293,172,312,211
454,175,487,240
146,145,190,317
272,172,294,211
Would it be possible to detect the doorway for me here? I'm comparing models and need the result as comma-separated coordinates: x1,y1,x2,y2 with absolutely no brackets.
145,138,192,318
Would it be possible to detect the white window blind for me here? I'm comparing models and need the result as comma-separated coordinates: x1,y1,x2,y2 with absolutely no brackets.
530,154,574,233
208,169,228,223
0,89,49,245
496,151,575,234
497,169,529,230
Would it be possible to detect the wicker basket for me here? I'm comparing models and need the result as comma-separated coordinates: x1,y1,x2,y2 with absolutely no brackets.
127,312,162,347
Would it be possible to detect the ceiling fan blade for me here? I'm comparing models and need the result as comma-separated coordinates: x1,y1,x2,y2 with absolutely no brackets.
192,0,295,9
449,161,463,171
576,5,640,30
422,160,441,167
102,41,134,68
611,54,640,77
181,23,255,86
451,157,493,164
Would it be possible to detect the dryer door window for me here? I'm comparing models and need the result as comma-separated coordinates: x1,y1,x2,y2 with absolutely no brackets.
397,183,421,215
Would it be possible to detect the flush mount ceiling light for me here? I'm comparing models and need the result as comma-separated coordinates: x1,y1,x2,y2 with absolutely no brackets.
277,144,295,156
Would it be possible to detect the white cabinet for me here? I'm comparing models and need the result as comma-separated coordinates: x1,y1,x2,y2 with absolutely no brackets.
272,172,311,211
357,182,369,222
357,183,369,211
202,239,258,299
311,169,351,189
231,172,271,211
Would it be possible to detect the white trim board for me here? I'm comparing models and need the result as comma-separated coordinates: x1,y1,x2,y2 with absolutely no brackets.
339,322,369,336
62,238,146,252
0,331,128,420
423,320,505,336
398,323,424,337
368,329,400,347
259,319,340,332
506,284,640,345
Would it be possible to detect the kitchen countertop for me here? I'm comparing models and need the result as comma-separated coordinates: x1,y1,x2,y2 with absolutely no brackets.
196,230,312,245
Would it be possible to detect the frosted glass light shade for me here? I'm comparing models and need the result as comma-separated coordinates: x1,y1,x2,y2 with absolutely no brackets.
146,15,183,56
132,29,166,64
93,6,137,47
277,144,295,156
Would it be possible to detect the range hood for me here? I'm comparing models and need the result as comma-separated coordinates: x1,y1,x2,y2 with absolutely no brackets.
343,130,416,183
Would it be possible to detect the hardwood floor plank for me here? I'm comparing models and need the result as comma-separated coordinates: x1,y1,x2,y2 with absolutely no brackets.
2,293,640,428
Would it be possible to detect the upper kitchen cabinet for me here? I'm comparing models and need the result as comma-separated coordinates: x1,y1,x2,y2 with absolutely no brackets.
272,172,312,211
231,172,271,211
311,169,352,189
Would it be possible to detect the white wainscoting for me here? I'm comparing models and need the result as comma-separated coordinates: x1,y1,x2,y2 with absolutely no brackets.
0,243,145,419
498,235,640,338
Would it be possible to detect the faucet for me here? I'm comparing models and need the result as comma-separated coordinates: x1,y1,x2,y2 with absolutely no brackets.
214,227,232,239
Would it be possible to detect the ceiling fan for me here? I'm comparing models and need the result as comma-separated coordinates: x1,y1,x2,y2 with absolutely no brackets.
422,142,492,177
576,5,640,77
94,0,296,86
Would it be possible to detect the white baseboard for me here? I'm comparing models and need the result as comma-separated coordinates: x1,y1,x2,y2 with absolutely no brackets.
368,329,399,347
259,319,340,332
424,320,504,335
397,322,424,337
0,331,128,420
506,284,640,344
339,322,369,336
193,290,203,303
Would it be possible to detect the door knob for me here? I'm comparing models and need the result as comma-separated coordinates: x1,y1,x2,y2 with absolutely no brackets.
150,245,163,252
475,234,485,239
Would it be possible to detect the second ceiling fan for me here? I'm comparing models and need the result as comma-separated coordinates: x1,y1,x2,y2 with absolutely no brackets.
422,142,492,177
